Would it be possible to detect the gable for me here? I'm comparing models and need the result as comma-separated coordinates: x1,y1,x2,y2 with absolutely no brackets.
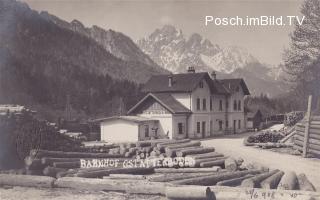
134,99,170,115
127,93,191,115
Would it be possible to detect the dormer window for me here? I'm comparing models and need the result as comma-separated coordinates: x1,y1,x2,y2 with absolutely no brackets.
236,86,240,92
199,81,204,88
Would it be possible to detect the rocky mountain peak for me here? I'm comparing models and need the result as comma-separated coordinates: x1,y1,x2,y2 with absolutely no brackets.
137,25,287,96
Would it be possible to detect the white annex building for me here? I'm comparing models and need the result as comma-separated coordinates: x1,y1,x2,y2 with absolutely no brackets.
99,67,250,142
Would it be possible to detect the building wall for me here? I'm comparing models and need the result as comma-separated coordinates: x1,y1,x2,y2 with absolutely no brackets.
172,114,188,139
226,86,246,133
137,120,159,140
138,113,173,139
100,120,138,142
171,93,191,110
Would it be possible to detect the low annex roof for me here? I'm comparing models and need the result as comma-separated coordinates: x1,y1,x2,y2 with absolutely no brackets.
94,116,158,124
127,92,191,115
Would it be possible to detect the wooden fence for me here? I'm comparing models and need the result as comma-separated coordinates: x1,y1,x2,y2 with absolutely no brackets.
293,96,320,157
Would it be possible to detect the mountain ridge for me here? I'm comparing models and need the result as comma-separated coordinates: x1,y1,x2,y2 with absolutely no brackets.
137,25,288,96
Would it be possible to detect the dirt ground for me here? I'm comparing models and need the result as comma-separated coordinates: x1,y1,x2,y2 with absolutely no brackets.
201,132,320,191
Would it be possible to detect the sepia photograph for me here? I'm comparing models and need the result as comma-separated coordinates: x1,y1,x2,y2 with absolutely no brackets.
0,0,320,199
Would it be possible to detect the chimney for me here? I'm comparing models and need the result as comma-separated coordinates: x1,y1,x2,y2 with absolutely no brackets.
168,74,173,87
211,71,217,80
187,66,195,73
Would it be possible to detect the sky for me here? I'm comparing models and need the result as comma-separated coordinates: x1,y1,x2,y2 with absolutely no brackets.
22,0,304,65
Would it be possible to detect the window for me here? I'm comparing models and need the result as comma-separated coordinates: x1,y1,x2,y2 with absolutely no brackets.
236,86,240,92
199,81,204,88
144,125,149,137
210,98,213,111
219,100,223,111
202,98,206,110
238,100,241,111
233,100,237,111
178,123,184,134
196,122,201,133
219,121,223,131
202,121,206,135
226,100,229,110
238,120,241,129
196,98,200,110
226,120,229,128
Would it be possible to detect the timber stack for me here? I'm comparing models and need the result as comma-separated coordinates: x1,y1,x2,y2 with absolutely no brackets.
0,138,317,199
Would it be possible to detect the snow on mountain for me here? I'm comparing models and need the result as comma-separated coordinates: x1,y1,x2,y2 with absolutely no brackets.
137,25,258,74
137,25,288,96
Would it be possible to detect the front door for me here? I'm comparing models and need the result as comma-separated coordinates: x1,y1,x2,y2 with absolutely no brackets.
202,121,206,138
233,120,236,134
210,120,213,136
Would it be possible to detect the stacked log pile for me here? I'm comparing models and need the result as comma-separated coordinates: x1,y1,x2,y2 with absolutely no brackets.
0,138,317,198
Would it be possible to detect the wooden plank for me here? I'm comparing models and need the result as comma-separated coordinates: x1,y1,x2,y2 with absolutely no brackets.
296,126,320,135
296,130,320,140
294,135,320,146
303,96,312,157
294,139,320,151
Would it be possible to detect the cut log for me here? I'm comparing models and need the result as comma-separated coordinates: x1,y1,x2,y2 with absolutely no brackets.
25,170,43,176
53,161,80,169
224,158,238,171
42,157,87,165
56,170,78,178
157,139,191,148
154,167,222,173
0,174,55,188
176,147,215,157
30,149,123,158
189,156,228,167
149,172,218,182
297,173,316,191
106,174,146,180
216,174,254,186
241,170,279,188
200,158,226,168
165,141,201,152
170,169,262,185
24,157,46,170
260,170,284,189
74,167,154,178
43,166,67,178
186,152,224,160
277,171,298,190
54,177,167,195
165,146,202,158
165,186,215,200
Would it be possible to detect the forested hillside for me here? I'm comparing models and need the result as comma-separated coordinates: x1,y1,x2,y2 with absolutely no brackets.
0,0,155,120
